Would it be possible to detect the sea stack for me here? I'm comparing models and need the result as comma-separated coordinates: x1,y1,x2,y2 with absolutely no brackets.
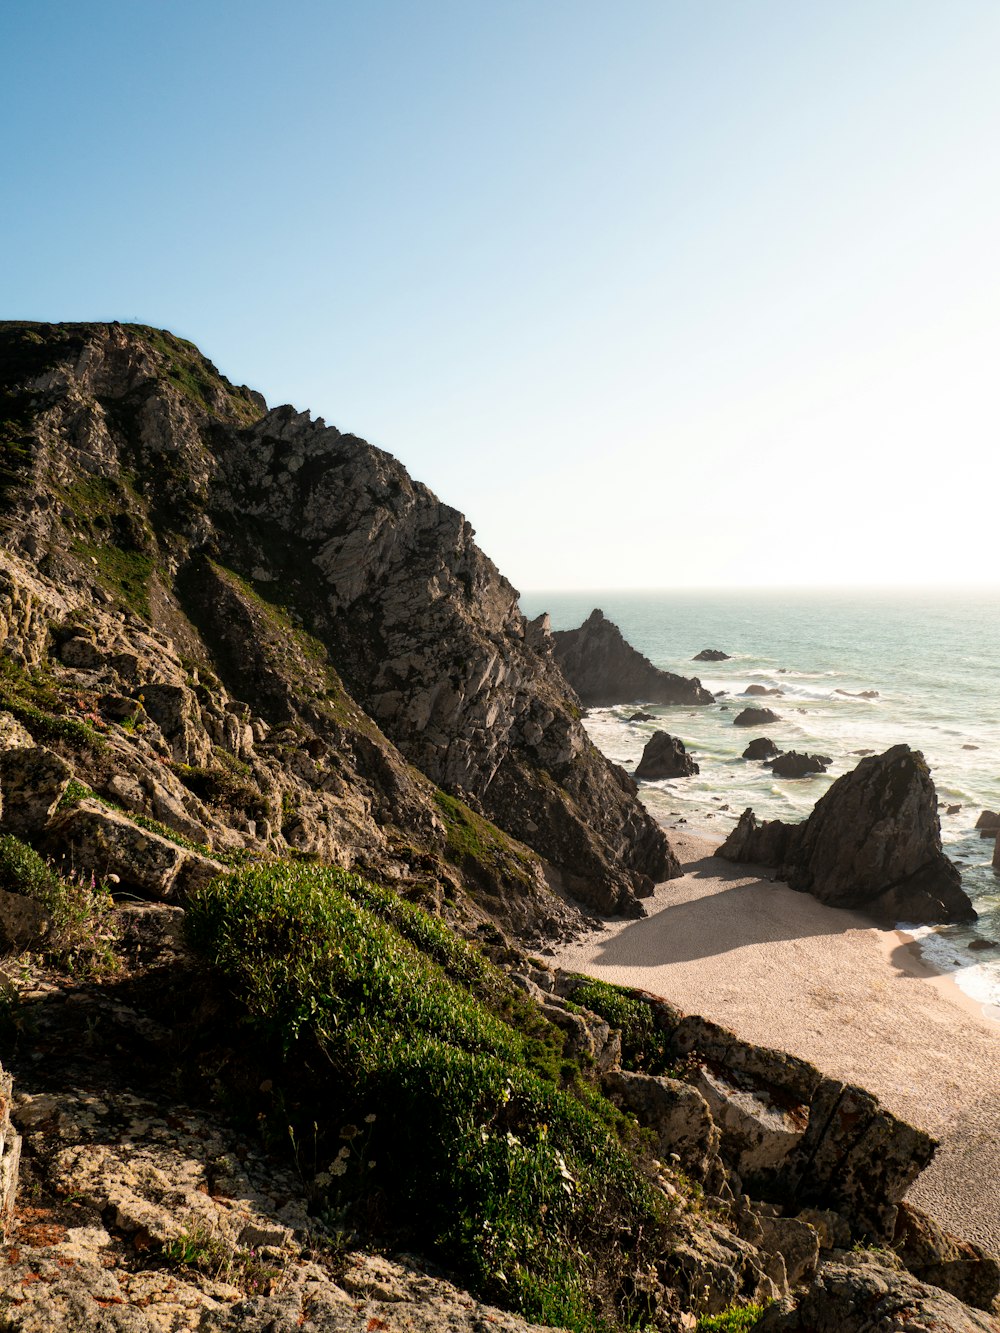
718,745,975,925
551,609,713,707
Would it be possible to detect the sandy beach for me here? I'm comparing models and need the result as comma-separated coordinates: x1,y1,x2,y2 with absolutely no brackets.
555,833,1000,1255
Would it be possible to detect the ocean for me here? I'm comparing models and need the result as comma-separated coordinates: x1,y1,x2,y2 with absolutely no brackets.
518,588,1000,1013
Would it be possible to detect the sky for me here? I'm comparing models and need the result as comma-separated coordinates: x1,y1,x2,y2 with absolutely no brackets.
3,0,1000,591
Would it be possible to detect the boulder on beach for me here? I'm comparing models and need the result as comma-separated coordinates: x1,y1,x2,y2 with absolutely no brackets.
743,737,782,761
766,751,829,779
551,610,714,707
634,731,699,780
734,707,782,727
718,745,975,925
744,684,783,697
694,648,730,661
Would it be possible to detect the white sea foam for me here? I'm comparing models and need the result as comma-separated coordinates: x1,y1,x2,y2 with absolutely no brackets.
900,924,1000,1009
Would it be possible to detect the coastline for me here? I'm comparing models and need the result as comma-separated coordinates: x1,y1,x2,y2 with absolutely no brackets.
555,832,1000,1255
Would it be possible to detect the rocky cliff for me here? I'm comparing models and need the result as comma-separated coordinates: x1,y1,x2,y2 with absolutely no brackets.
0,321,677,919
552,609,714,707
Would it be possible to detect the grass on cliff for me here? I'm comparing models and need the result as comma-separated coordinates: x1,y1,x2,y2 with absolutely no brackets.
0,833,118,976
186,861,668,1332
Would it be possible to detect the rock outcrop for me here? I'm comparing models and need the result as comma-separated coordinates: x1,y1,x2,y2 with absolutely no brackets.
744,684,783,697
551,609,713,707
0,321,677,920
766,751,829,779
634,731,699,780
694,648,730,661
734,707,782,727
743,737,781,760
718,746,976,924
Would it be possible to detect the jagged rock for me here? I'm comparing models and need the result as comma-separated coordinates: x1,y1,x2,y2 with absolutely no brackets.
0,888,51,953
658,1216,787,1318
717,808,797,868
894,1201,1000,1313
634,731,699,780
733,707,781,727
628,710,655,722
138,682,212,766
743,737,781,761
539,997,621,1072
551,610,714,707
766,751,829,779
976,810,1000,838
48,800,223,900
834,688,880,699
783,1079,935,1240
755,1255,998,1332
718,747,975,925
604,1070,724,1189
0,745,73,835
694,648,730,662
744,684,783,697
756,1213,820,1286
692,1065,806,1179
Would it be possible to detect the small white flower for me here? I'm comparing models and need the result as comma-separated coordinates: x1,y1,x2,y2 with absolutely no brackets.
313,1171,331,1188
330,1159,348,1177
364,1113,376,1124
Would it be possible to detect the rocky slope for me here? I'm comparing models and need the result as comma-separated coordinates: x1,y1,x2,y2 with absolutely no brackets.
0,323,996,1333
552,609,713,707
0,320,677,919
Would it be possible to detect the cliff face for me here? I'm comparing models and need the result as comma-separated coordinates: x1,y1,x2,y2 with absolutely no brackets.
552,609,714,707
0,321,675,919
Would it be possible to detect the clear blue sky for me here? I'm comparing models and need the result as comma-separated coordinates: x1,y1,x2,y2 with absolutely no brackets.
4,1,999,590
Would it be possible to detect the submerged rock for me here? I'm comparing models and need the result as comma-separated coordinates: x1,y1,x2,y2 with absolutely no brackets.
744,684,783,697
552,610,713,707
718,746,975,925
694,648,730,662
634,731,699,781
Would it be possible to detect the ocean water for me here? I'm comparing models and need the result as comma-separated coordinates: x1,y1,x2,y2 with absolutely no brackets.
518,588,1000,1012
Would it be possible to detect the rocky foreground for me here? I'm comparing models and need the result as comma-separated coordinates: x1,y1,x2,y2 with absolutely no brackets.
0,322,995,1332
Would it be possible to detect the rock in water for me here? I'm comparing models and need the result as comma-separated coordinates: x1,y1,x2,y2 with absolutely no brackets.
694,648,730,661
551,610,713,707
743,737,782,761
733,707,782,727
634,731,699,780
744,684,783,697
766,751,829,779
718,746,975,925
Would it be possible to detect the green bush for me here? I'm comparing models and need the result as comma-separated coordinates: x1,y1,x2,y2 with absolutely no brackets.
186,862,667,1331
567,977,674,1073
0,833,117,976
0,833,60,899
697,1304,765,1331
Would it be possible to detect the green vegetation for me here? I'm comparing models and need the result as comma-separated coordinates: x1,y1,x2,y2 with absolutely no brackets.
186,862,669,1331
0,657,104,751
565,976,678,1075
433,790,541,892
696,1304,766,1332
131,326,262,426
61,473,156,617
0,832,118,976
161,1216,280,1294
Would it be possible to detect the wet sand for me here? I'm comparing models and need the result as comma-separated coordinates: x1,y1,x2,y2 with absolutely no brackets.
555,833,1000,1254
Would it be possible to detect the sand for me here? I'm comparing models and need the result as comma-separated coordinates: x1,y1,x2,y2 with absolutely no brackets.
555,833,1000,1255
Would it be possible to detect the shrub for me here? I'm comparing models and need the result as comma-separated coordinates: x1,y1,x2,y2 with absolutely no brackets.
186,862,667,1331
697,1304,766,1331
0,833,60,899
